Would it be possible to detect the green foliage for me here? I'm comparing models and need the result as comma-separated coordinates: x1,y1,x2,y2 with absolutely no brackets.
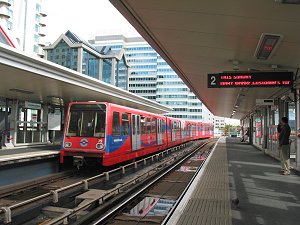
223,124,241,136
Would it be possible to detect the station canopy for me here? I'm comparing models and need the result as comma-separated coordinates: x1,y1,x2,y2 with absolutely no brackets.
110,0,300,119
0,44,170,114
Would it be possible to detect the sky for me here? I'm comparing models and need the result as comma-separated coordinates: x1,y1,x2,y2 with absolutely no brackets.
43,0,240,125
43,0,140,43
225,118,240,126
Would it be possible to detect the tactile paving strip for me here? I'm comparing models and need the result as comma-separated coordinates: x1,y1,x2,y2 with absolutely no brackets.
176,142,232,225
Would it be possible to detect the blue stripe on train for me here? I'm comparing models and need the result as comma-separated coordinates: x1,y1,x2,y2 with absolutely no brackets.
106,135,129,153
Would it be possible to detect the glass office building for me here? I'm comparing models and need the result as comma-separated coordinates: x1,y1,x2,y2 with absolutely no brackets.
44,31,129,90
89,35,203,120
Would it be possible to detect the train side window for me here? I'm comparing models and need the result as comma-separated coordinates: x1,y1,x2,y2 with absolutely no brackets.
112,112,120,136
137,115,140,135
141,116,146,134
152,118,157,134
67,111,80,136
162,119,166,133
95,111,105,138
147,117,151,134
122,113,129,136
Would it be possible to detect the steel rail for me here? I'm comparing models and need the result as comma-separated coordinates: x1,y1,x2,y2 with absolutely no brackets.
68,140,214,225
0,141,192,224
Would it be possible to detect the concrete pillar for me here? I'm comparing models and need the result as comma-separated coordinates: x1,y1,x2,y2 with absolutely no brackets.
116,60,119,87
6,100,18,147
249,115,253,145
77,48,83,73
98,58,103,81
263,107,268,149
4,98,8,145
111,58,116,86
42,104,48,143
278,99,285,123
296,89,300,169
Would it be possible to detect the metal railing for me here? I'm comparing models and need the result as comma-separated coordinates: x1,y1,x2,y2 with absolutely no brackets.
0,142,195,224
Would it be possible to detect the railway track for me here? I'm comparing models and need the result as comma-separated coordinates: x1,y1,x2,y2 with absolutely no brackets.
85,140,216,225
0,139,215,225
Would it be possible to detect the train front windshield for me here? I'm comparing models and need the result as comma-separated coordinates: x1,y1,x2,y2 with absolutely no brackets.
66,104,106,138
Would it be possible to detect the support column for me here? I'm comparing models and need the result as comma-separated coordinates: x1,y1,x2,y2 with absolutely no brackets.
278,99,285,122
3,98,9,147
263,107,268,149
5,100,17,148
43,104,48,143
98,58,103,81
249,116,253,145
296,89,300,169
77,48,83,73
111,58,116,86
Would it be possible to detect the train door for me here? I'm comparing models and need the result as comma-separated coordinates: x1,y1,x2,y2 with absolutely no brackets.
131,114,141,150
196,124,199,136
171,121,176,141
157,118,163,145
190,124,193,137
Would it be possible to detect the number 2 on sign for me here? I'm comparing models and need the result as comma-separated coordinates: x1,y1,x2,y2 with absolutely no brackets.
210,76,216,85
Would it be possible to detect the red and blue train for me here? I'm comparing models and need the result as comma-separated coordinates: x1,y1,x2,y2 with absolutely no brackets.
60,102,214,166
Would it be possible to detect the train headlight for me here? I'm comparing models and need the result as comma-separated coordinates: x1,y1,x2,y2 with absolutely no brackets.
64,142,72,148
96,142,105,150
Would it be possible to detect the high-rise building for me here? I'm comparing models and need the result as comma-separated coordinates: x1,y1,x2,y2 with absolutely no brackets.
89,34,203,120
90,36,157,100
44,31,129,90
0,0,47,57
202,107,226,136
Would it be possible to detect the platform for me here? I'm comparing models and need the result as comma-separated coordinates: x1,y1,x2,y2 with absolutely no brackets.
0,145,60,166
165,137,300,225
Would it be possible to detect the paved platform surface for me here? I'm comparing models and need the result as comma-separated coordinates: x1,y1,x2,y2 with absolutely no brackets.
0,144,60,156
227,138,300,225
0,145,60,166
166,137,300,225
166,137,232,225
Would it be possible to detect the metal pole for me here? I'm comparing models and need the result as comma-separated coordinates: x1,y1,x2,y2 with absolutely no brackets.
4,98,9,146
296,89,300,169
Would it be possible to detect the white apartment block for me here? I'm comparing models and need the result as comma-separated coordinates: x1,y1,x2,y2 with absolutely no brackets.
0,0,47,56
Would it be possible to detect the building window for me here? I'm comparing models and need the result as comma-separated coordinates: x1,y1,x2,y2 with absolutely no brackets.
34,34,39,43
8,9,13,19
102,58,112,84
36,3,41,12
56,49,59,52
35,24,39,33
33,45,39,53
35,14,41,23
6,21,12,30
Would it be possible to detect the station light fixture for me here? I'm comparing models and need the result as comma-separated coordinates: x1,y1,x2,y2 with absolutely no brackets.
9,88,34,94
275,0,300,4
254,33,283,60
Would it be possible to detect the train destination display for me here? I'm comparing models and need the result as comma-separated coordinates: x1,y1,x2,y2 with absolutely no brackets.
208,71,293,88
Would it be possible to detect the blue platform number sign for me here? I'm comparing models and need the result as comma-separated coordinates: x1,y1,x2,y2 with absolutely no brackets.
80,138,89,147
